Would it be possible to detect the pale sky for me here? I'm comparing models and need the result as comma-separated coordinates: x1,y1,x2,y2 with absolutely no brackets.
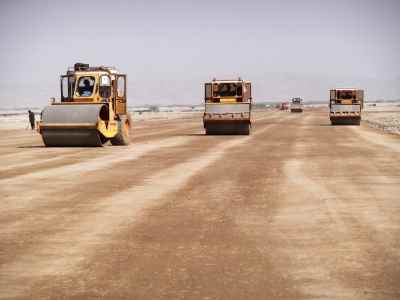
0,0,399,107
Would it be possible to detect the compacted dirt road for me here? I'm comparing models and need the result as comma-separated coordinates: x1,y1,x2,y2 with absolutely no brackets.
0,110,399,299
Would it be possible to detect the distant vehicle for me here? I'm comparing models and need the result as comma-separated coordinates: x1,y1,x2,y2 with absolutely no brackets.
38,63,131,146
279,102,289,111
329,88,364,125
203,78,252,135
290,97,303,113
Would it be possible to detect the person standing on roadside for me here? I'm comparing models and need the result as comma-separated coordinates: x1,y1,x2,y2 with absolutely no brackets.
28,110,35,130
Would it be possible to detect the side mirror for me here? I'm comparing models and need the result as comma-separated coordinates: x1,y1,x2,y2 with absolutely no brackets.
100,76,111,87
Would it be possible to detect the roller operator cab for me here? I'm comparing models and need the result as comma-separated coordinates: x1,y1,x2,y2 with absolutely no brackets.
38,63,131,146
330,88,364,125
203,78,252,135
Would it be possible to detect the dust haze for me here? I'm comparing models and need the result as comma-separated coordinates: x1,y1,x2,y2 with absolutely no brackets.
0,0,399,107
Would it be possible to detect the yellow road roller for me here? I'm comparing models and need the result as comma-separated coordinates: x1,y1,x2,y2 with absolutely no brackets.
38,63,131,146
203,78,252,135
329,88,364,125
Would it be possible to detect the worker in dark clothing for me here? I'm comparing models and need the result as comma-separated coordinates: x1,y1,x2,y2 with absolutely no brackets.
28,110,35,130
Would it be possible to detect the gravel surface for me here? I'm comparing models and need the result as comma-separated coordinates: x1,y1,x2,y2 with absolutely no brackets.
363,103,400,135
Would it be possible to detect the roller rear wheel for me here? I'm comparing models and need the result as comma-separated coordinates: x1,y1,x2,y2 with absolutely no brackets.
110,115,131,146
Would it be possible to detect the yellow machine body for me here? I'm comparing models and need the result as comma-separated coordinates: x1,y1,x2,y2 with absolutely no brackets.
38,63,130,146
329,88,364,125
203,78,252,135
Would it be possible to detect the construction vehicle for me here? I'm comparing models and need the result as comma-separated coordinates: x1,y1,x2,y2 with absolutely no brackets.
203,78,252,135
38,63,131,146
329,88,364,125
290,97,303,113
279,102,289,111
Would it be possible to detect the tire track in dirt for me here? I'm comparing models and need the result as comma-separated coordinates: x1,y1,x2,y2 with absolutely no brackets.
0,112,291,299
267,112,400,299
0,112,277,179
0,135,230,277
0,113,280,217
0,111,273,174
280,160,364,299
0,121,279,299
18,114,299,299
0,136,193,213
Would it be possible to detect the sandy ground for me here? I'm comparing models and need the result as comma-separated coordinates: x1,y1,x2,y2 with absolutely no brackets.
0,109,399,299
363,103,400,135
0,111,201,130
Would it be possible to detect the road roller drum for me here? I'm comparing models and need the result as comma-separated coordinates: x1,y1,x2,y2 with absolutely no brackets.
40,104,109,146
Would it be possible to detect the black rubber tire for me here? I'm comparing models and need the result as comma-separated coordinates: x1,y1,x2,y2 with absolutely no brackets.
110,115,131,146
241,124,250,135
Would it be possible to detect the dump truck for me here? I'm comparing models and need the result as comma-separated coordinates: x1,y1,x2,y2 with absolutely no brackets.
38,63,131,146
290,97,303,113
203,78,252,135
329,88,364,125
